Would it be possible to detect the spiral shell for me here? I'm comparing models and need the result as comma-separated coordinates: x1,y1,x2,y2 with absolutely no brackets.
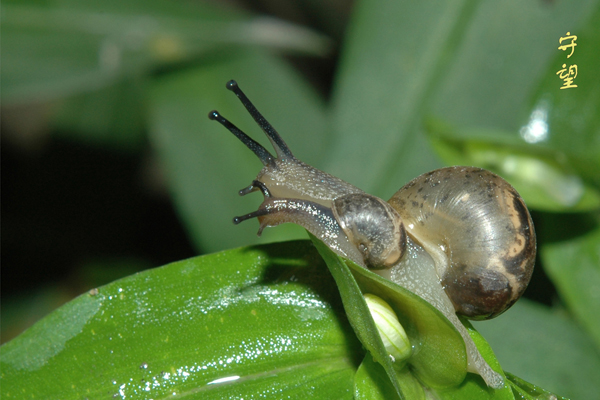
388,166,536,319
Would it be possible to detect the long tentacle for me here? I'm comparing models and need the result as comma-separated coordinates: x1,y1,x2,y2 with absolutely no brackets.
208,110,274,166
226,80,294,160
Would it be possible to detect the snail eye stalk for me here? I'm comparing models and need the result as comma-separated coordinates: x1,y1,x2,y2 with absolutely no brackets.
208,110,274,166
225,80,294,160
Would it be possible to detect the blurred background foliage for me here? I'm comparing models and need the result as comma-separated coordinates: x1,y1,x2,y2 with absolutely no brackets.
2,0,599,398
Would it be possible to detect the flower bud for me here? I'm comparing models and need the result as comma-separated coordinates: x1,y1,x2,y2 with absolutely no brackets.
364,293,412,362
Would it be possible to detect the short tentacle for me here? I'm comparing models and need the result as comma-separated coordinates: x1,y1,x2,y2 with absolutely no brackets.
238,180,271,197
233,209,271,225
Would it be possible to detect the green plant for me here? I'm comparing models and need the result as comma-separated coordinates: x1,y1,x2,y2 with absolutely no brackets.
2,0,599,399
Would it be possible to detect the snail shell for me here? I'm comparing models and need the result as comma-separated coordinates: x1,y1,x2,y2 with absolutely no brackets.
208,80,536,388
387,166,536,320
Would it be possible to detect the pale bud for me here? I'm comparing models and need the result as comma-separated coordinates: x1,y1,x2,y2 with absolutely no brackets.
364,293,412,362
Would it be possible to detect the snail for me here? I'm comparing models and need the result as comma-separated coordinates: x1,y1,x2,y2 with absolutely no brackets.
208,80,536,389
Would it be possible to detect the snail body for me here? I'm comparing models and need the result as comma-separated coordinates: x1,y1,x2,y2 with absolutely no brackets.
209,80,536,389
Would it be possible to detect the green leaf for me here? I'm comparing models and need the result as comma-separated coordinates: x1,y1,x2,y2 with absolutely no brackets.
427,0,598,129
354,355,424,400
423,1,600,213
540,214,600,350
148,50,328,253
325,0,599,208
328,0,448,195
354,355,396,400
473,299,600,399
524,7,600,187
0,241,363,399
309,234,406,398
434,321,513,400
348,262,469,389
2,0,329,104
50,77,147,150
426,122,600,212
422,4,600,213
312,234,563,400
505,373,568,400
310,233,468,394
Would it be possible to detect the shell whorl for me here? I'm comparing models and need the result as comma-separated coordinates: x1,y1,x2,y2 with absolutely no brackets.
388,166,536,319
333,193,407,270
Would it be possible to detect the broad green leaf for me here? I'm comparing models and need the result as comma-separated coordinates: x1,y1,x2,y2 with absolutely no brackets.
354,355,424,400
310,235,564,399
540,214,600,350
354,355,399,400
0,241,363,399
2,0,329,104
348,261,524,400
309,235,406,398
347,261,468,389
328,0,448,195
310,234,468,393
505,373,568,400
327,0,598,207
1,258,150,344
435,321,513,400
50,77,147,150
429,0,597,131
523,7,600,187
148,51,328,253
426,122,600,212
473,299,600,399
424,4,600,212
